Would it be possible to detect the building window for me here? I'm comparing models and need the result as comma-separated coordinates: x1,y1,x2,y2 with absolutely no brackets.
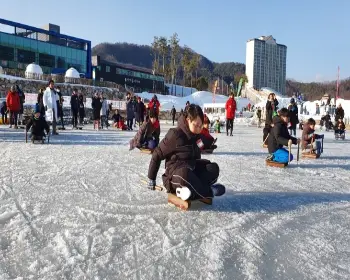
106,66,110,72
39,53,55,67
18,49,36,64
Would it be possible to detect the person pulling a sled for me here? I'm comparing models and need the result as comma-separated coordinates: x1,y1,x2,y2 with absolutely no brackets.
267,108,299,163
26,104,50,141
147,104,225,201
129,109,160,151
301,118,324,153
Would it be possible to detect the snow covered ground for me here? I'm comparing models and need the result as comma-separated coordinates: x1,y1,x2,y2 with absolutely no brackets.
137,91,251,112
0,124,349,280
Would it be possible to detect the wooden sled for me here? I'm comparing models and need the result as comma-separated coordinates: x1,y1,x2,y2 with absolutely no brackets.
143,180,213,211
302,152,320,159
266,160,288,168
302,137,322,159
26,130,50,144
139,148,153,154
167,193,213,211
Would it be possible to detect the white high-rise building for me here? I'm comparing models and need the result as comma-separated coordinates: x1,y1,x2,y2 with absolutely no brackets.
245,35,287,95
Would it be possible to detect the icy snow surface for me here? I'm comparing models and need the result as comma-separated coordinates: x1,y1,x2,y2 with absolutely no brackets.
0,123,349,280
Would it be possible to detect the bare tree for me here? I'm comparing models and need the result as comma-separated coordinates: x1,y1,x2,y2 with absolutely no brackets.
169,33,180,95
158,36,168,79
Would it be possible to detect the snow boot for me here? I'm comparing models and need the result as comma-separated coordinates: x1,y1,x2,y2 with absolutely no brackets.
266,154,274,161
176,187,191,201
211,184,226,196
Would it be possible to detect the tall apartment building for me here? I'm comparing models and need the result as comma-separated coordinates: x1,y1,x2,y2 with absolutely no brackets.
245,35,287,95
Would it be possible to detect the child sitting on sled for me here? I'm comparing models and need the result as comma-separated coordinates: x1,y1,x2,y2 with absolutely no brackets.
200,114,217,150
267,108,299,163
26,104,50,141
147,104,225,201
129,109,160,151
334,118,345,135
118,116,128,130
112,109,121,128
214,118,221,133
301,118,324,153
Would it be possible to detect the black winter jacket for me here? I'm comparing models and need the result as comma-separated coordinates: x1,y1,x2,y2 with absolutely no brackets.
288,103,299,126
148,115,202,191
26,115,50,136
70,94,79,112
268,116,297,154
265,99,279,126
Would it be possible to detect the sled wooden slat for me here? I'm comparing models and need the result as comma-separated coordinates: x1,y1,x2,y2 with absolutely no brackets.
302,152,320,159
266,160,288,168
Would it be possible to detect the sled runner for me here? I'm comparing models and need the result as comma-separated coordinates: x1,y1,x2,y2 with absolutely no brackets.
302,137,323,159
201,149,214,154
302,152,320,159
25,130,50,144
335,131,345,140
265,160,288,168
139,148,153,154
141,180,212,211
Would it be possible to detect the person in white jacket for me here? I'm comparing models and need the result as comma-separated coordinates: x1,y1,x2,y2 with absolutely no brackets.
43,79,58,135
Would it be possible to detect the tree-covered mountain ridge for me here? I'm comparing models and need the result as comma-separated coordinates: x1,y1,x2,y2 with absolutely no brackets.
92,42,350,100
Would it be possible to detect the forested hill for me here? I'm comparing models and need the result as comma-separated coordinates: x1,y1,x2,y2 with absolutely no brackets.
92,42,245,84
92,42,350,100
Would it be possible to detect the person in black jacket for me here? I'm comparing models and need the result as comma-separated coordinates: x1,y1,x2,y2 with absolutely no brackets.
134,97,145,126
37,88,45,116
267,108,299,163
55,86,65,129
26,104,50,141
335,104,344,122
78,94,85,126
92,93,102,130
288,98,299,136
70,89,79,128
263,93,279,143
16,85,25,125
1,101,7,125
171,105,176,125
147,104,225,201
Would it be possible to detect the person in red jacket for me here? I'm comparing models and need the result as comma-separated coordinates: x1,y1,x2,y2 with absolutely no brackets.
200,114,217,150
118,116,128,130
148,95,160,115
6,85,21,129
225,93,236,136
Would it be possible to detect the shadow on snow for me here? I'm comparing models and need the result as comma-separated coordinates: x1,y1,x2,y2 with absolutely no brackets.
203,191,350,213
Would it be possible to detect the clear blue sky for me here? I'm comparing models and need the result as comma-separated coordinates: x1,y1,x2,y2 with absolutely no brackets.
1,0,348,82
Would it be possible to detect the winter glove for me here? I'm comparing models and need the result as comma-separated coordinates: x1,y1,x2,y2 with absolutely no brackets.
292,138,297,145
45,106,47,111
148,179,156,190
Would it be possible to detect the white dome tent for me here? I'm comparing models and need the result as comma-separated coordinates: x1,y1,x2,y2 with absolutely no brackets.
0,65,3,74
65,67,80,83
25,63,43,80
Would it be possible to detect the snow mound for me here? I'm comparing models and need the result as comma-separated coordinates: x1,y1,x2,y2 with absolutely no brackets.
137,91,252,111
